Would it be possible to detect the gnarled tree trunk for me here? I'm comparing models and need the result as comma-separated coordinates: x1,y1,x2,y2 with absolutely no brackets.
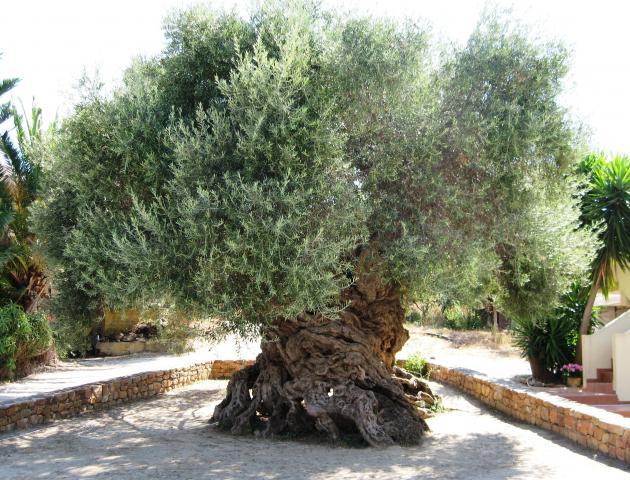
211,269,437,447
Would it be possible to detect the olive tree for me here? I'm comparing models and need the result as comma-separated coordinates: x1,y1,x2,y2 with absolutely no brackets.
36,4,592,446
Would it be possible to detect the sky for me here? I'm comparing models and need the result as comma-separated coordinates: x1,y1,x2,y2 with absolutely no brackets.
1,0,629,153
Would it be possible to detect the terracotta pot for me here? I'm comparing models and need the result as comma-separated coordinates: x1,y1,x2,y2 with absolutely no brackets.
566,376,582,388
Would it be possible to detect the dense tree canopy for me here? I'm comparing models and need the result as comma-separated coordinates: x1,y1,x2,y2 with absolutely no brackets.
35,2,594,445
37,5,590,333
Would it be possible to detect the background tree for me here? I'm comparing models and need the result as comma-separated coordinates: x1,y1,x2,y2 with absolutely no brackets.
36,3,593,446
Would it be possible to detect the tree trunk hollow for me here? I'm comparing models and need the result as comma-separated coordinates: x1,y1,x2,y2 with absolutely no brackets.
211,277,436,447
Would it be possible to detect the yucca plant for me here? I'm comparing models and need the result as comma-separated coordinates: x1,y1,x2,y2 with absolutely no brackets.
577,154,630,360
513,316,574,381
513,282,599,381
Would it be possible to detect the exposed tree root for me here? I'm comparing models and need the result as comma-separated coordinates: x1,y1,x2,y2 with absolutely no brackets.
211,271,438,447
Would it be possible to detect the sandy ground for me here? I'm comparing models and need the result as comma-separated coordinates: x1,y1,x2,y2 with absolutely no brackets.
1,380,628,480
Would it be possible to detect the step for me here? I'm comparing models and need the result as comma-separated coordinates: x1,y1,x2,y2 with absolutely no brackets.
597,368,613,383
560,392,619,405
593,404,630,418
583,381,615,394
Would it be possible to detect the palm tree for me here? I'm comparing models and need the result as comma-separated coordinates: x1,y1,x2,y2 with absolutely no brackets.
0,54,19,126
0,59,49,311
577,153,630,361
0,103,49,312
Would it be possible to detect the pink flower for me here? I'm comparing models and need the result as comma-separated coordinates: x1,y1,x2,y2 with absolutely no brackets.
560,363,583,374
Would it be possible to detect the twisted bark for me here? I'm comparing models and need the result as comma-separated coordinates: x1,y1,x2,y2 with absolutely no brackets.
211,271,436,446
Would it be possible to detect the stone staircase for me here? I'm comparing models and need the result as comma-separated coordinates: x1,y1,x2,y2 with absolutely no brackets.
558,368,630,418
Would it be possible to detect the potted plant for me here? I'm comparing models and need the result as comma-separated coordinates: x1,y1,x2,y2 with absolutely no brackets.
560,363,583,387
512,316,572,383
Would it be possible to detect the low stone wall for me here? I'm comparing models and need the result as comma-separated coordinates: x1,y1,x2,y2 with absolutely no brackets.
4,357,630,465
96,341,166,356
426,362,630,464
0,359,253,434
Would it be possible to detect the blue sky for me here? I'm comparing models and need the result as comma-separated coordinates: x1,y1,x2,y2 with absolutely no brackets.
1,0,629,153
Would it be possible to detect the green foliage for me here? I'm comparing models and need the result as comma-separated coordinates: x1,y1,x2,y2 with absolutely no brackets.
0,57,50,311
50,318,92,359
405,310,423,324
427,395,445,413
512,316,573,375
492,188,596,323
436,14,595,323
404,353,430,378
0,102,50,311
443,305,486,330
578,153,630,296
512,281,599,374
554,281,600,355
0,54,19,125
35,2,594,345
0,303,51,378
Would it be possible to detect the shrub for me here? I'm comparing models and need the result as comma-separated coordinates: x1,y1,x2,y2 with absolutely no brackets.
405,310,423,324
405,353,430,378
512,280,599,380
51,318,92,359
512,316,573,379
443,305,486,330
427,395,445,413
404,303,444,327
0,303,52,379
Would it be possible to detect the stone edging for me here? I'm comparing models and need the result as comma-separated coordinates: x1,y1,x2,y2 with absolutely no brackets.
426,362,630,464
0,359,252,434
3,356,630,465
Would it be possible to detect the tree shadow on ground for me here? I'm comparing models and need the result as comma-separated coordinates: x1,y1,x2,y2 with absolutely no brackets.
1,384,629,480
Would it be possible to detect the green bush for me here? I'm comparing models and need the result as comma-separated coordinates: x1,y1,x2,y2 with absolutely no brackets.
404,304,443,326
427,395,445,413
405,310,423,324
405,353,430,378
443,305,485,330
512,281,600,379
0,303,52,379
512,316,573,377
51,319,92,359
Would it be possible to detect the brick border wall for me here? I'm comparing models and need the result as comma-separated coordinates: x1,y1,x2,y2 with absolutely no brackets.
0,360,253,434
426,362,630,464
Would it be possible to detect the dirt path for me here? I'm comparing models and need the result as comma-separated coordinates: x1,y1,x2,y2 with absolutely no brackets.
400,326,531,381
1,380,628,479
0,336,259,404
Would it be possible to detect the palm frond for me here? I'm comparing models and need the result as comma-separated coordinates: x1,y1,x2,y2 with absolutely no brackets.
581,153,630,297
0,75,19,124
0,78,18,97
